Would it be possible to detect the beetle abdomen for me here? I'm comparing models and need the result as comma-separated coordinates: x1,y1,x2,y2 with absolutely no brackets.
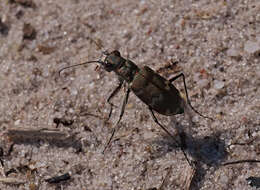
131,66,184,116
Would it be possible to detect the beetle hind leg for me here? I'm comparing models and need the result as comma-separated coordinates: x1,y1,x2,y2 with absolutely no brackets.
148,107,192,166
169,73,214,121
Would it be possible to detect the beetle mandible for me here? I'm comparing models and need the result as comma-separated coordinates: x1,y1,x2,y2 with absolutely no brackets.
59,50,213,164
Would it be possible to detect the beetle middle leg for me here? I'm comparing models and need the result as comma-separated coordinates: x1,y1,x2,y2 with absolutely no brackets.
106,79,123,120
169,73,213,121
149,107,192,166
103,86,131,153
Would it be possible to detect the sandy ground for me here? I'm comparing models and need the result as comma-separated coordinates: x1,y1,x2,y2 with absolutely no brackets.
0,0,260,189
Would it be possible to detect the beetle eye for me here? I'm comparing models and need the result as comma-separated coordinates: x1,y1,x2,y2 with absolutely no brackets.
105,62,113,67
112,50,120,57
103,61,114,72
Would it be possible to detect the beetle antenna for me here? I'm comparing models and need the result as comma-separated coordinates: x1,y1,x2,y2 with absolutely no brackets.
58,61,104,76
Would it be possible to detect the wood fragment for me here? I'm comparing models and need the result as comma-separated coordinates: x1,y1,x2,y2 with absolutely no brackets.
6,127,70,141
0,177,26,185
223,159,260,166
45,173,71,183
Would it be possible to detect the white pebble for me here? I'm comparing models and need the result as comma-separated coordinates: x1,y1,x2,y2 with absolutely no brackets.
227,48,240,57
14,119,20,126
197,79,209,88
214,80,225,89
244,41,260,54
256,36,260,43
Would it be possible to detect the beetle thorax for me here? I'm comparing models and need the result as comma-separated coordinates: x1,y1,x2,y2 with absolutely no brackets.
115,59,139,83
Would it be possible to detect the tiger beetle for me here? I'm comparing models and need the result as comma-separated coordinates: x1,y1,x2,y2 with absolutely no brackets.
59,50,213,165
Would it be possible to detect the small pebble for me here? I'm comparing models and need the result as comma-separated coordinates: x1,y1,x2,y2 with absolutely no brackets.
256,36,260,43
244,41,260,54
227,48,240,57
14,119,20,126
197,79,209,88
214,80,225,89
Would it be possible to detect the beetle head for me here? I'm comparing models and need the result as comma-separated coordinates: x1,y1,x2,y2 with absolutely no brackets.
101,50,123,72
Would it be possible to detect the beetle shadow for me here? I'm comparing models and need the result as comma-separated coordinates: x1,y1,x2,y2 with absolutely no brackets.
150,129,227,165
149,120,228,190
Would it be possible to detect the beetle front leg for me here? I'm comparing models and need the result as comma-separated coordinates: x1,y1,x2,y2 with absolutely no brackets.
169,73,213,121
106,79,123,120
148,107,192,166
103,87,131,153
